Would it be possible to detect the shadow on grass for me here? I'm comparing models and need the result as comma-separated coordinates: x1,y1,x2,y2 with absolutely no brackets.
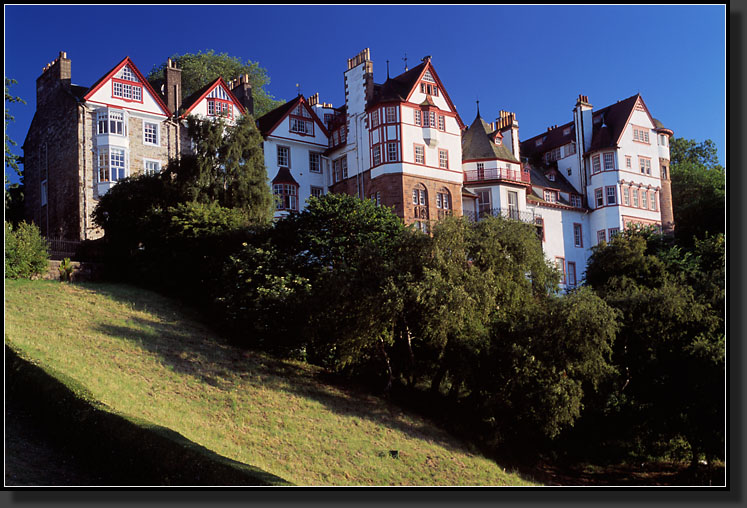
83,282,480,460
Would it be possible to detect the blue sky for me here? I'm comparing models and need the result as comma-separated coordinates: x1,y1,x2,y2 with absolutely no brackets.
4,5,726,188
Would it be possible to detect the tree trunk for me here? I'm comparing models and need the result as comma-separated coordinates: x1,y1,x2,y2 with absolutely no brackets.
378,338,393,393
403,322,416,387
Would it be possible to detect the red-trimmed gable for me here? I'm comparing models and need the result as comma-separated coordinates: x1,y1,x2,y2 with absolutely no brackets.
83,56,171,116
180,77,246,119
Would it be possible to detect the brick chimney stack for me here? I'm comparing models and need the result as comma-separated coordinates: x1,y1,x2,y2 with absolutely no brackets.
230,74,254,117
164,58,182,117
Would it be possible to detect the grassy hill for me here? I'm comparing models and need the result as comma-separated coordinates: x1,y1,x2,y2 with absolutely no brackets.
5,280,538,486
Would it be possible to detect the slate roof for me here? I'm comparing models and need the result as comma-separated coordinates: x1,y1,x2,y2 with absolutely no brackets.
271,167,299,185
520,122,575,159
462,113,520,163
256,96,303,136
586,94,640,153
370,62,428,105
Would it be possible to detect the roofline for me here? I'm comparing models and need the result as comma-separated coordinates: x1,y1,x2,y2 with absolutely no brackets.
180,76,247,119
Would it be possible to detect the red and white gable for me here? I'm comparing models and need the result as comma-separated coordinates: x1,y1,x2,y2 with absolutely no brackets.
84,57,170,117
265,97,329,145
181,78,245,122
405,63,464,129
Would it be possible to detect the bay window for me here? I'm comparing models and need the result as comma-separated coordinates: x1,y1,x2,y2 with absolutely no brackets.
98,147,128,182
273,184,298,211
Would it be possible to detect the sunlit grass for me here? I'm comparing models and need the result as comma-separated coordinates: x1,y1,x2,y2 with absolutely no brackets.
5,279,537,486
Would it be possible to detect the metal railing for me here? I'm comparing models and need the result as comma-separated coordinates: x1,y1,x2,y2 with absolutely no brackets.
463,207,538,224
46,237,80,260
464,167,531,184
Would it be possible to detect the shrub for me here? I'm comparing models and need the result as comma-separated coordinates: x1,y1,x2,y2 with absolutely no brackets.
59,257,74,282
5,221,49,279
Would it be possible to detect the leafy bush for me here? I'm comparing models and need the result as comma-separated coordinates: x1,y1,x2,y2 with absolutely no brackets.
5,221,49,279
59,257,74,282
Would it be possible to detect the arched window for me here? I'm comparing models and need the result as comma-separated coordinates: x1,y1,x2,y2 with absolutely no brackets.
436,187,451,219
412,183,429,231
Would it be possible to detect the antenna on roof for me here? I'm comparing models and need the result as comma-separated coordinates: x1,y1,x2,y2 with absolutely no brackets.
402,52,408,72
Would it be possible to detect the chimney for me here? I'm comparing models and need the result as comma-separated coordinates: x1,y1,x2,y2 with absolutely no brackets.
36,51,71,108
344,48,373,115
230,74,254,117
164,58,182,117
308,92,319,107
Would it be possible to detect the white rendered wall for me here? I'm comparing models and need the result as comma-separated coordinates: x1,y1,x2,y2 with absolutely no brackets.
530,204,590,288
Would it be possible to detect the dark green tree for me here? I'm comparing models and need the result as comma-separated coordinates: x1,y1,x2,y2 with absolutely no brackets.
166,113,274,224
147,50,283,117
583,229,725,467
668,137,725,246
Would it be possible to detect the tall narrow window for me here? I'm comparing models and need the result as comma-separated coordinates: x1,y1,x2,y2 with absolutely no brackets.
372,145,382,166
414,145,425,165
623,186,630,206
309,152,322,173
438,149,448,169
556,257,566,284
632,188,639,207
438,115,445,131
385,107,397,123
277,146,290,167
606,186,617,205
40,179,48,206
597,230,606,245
414,110,422,126
592,155,601,173
641,190,648,209
573,223,583,247
567,262,577,286
650,191,657,210
603,153,614,170
595,188,604,207
387,142,398,162
477,189,491,215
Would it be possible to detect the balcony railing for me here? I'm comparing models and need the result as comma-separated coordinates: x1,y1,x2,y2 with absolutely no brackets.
463,207,538,224
464,167,531,184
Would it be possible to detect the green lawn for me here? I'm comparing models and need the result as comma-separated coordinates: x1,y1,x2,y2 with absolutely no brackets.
5,279,538,486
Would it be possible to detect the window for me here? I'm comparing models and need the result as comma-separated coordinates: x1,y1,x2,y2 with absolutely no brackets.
650,191,657,210
603,153,614,170
567,262,577,286
545,147,562,163
623,186,630,206
662,165,668,179
144,159,161,175
309,152,322,173
570,194,582,207
40,179,47,206
625,155,632,168
112,66,143,102
546,172,555,181
605,186,617,205
632,188,639,207
370,110,380,128
633,126,650,143
387,142,399,162
477,189,491,215
565,142,576,156
385,107,397,123
311,186,324,199
595,188,604,207
476,162,485,179
438,115,445,131
414,109,422,126
372,145,382,166
413,187,426,206
97,110,126,136
98,147,128,182
338,155,348,179
608,227,620,239
535,217,545,242
597,230,606,245
438,149,448,169
592,154,601,173
659,134,668,146
420,82,439,96
641,190,648,209
414,145,425,165
273,184,298,211
332,158,342,182
639,157,652,175
436,190,450,210
573,223,583,248
289,116,312,134
426,111,436,128
143,121,159,145
208,99,233,119
544,190,557,203
507,191,519,220
277,146,290,167
556,257,566,284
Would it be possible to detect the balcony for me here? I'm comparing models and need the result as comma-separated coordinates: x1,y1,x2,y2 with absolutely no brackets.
464,167,530,184
463,207,538,224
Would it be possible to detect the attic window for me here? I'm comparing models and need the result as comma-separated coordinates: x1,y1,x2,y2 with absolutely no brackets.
543,190,558,203
420,82,439,96
208,99,233,119
422,70,436,83
112,65,143,103
118,66,139,83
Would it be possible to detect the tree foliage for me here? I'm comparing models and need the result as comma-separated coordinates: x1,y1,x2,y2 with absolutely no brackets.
668,137,725,246
582,229,725,465
165,113,274,224
5,77,26,223
146,50,283,117
5,221,49,279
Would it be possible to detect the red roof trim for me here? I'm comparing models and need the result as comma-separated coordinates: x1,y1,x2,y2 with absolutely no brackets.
180,77,247,119
614,95,655,147
84,56,171,116
404,62,465,129
265,96,329,138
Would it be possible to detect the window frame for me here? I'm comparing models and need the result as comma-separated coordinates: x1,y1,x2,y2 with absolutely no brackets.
595,187,604,208
555,257,566,284
438,149,449,169
309,152,322,173
277,145,291,168
143,158,161,175
567,261,577,286
605,185,617,206
143,121,160,146
273,183,299,211
573,223,583,248
414,144,425,165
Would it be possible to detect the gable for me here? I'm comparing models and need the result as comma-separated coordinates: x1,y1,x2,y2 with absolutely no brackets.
180,78,246,121
83,57,170,117
404,61,464,128
256,96,328,142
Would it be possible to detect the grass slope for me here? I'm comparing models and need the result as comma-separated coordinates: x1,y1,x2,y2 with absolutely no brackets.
5,280,537,486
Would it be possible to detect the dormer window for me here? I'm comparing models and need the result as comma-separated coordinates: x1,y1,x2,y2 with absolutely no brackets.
543,190,557,203
546,172,555,181
112,65,142,103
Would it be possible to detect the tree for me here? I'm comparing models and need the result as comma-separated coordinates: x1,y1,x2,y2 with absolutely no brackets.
147,50,283,117
166,113,274,224
5,77,26,225
668,137,725,246
583,229,725,466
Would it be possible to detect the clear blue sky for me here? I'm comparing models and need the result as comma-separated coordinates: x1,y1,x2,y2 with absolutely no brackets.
4,5,726,188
